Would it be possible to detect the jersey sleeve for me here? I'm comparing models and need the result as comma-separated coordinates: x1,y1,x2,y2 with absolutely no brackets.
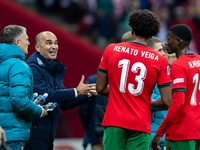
157,57,171,88
156,91,186,137
98,44,113,73
170,63,186,93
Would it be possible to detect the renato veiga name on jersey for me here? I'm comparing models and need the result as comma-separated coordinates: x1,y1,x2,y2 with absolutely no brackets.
188,60,200,68
113,45,159,61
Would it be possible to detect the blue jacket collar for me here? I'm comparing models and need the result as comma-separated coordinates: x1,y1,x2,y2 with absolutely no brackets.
0,43,25,63
27,51,67,76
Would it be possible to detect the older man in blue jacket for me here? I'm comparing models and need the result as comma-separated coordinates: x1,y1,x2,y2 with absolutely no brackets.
24,31,96,150
0,25,48,150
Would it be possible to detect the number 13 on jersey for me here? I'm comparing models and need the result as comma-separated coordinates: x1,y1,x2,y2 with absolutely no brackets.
118,59,147,96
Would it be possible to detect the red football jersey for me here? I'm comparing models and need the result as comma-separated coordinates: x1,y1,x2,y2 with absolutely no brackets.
98,42,171,134
156,53,200,140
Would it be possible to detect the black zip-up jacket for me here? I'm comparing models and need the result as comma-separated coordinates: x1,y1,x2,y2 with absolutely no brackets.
25,51,89,150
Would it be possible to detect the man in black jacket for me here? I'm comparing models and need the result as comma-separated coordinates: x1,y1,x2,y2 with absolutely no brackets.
24,31,96,150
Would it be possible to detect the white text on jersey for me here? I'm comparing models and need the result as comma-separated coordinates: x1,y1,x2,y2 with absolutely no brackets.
113,46,159,61
188,60,200,68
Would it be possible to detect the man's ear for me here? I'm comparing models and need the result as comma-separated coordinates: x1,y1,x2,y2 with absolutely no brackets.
14,39,20,47
177,38,182,46
35,44,40,52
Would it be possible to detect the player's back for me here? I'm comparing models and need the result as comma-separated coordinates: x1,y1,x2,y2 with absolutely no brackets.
100,42,171,134
170,53,200,140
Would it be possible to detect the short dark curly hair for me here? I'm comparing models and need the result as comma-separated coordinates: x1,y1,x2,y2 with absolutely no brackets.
129,9,160,38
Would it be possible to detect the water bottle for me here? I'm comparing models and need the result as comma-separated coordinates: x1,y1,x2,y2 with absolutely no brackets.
33,93,48,105
43,102,58,111
32,93,38,100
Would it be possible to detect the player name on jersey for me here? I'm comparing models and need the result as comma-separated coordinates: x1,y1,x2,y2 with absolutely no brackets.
113,45,159,61
188,60,200,68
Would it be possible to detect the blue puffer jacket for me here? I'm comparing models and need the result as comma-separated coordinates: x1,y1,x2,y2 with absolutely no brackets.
0,44,42,143
151,84,168,150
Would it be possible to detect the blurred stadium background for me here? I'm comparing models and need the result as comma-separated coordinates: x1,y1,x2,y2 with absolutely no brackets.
1,0,200,149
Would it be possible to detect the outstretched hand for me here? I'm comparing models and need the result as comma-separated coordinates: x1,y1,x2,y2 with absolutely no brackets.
76,75,97,96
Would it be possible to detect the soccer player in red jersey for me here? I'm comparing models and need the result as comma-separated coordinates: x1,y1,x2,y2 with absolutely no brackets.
152,24,200,150
96,9,172,150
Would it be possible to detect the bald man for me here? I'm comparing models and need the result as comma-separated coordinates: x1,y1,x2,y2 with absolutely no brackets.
25,31,97,150
121,31,132,42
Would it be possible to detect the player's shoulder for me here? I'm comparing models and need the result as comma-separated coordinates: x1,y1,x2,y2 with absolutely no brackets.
171,56,186,69
174,53,198,65
171,58,181,66
105,43,118,50
107,42,128,47
105,42,131,52
194,53,200,58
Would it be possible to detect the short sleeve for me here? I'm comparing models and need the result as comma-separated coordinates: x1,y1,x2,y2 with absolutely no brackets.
157,57,171,88
98,44,113,71
170,64,186,92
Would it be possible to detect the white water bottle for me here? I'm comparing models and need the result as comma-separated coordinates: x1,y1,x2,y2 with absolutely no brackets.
43,102,58,111
34,93,48,105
